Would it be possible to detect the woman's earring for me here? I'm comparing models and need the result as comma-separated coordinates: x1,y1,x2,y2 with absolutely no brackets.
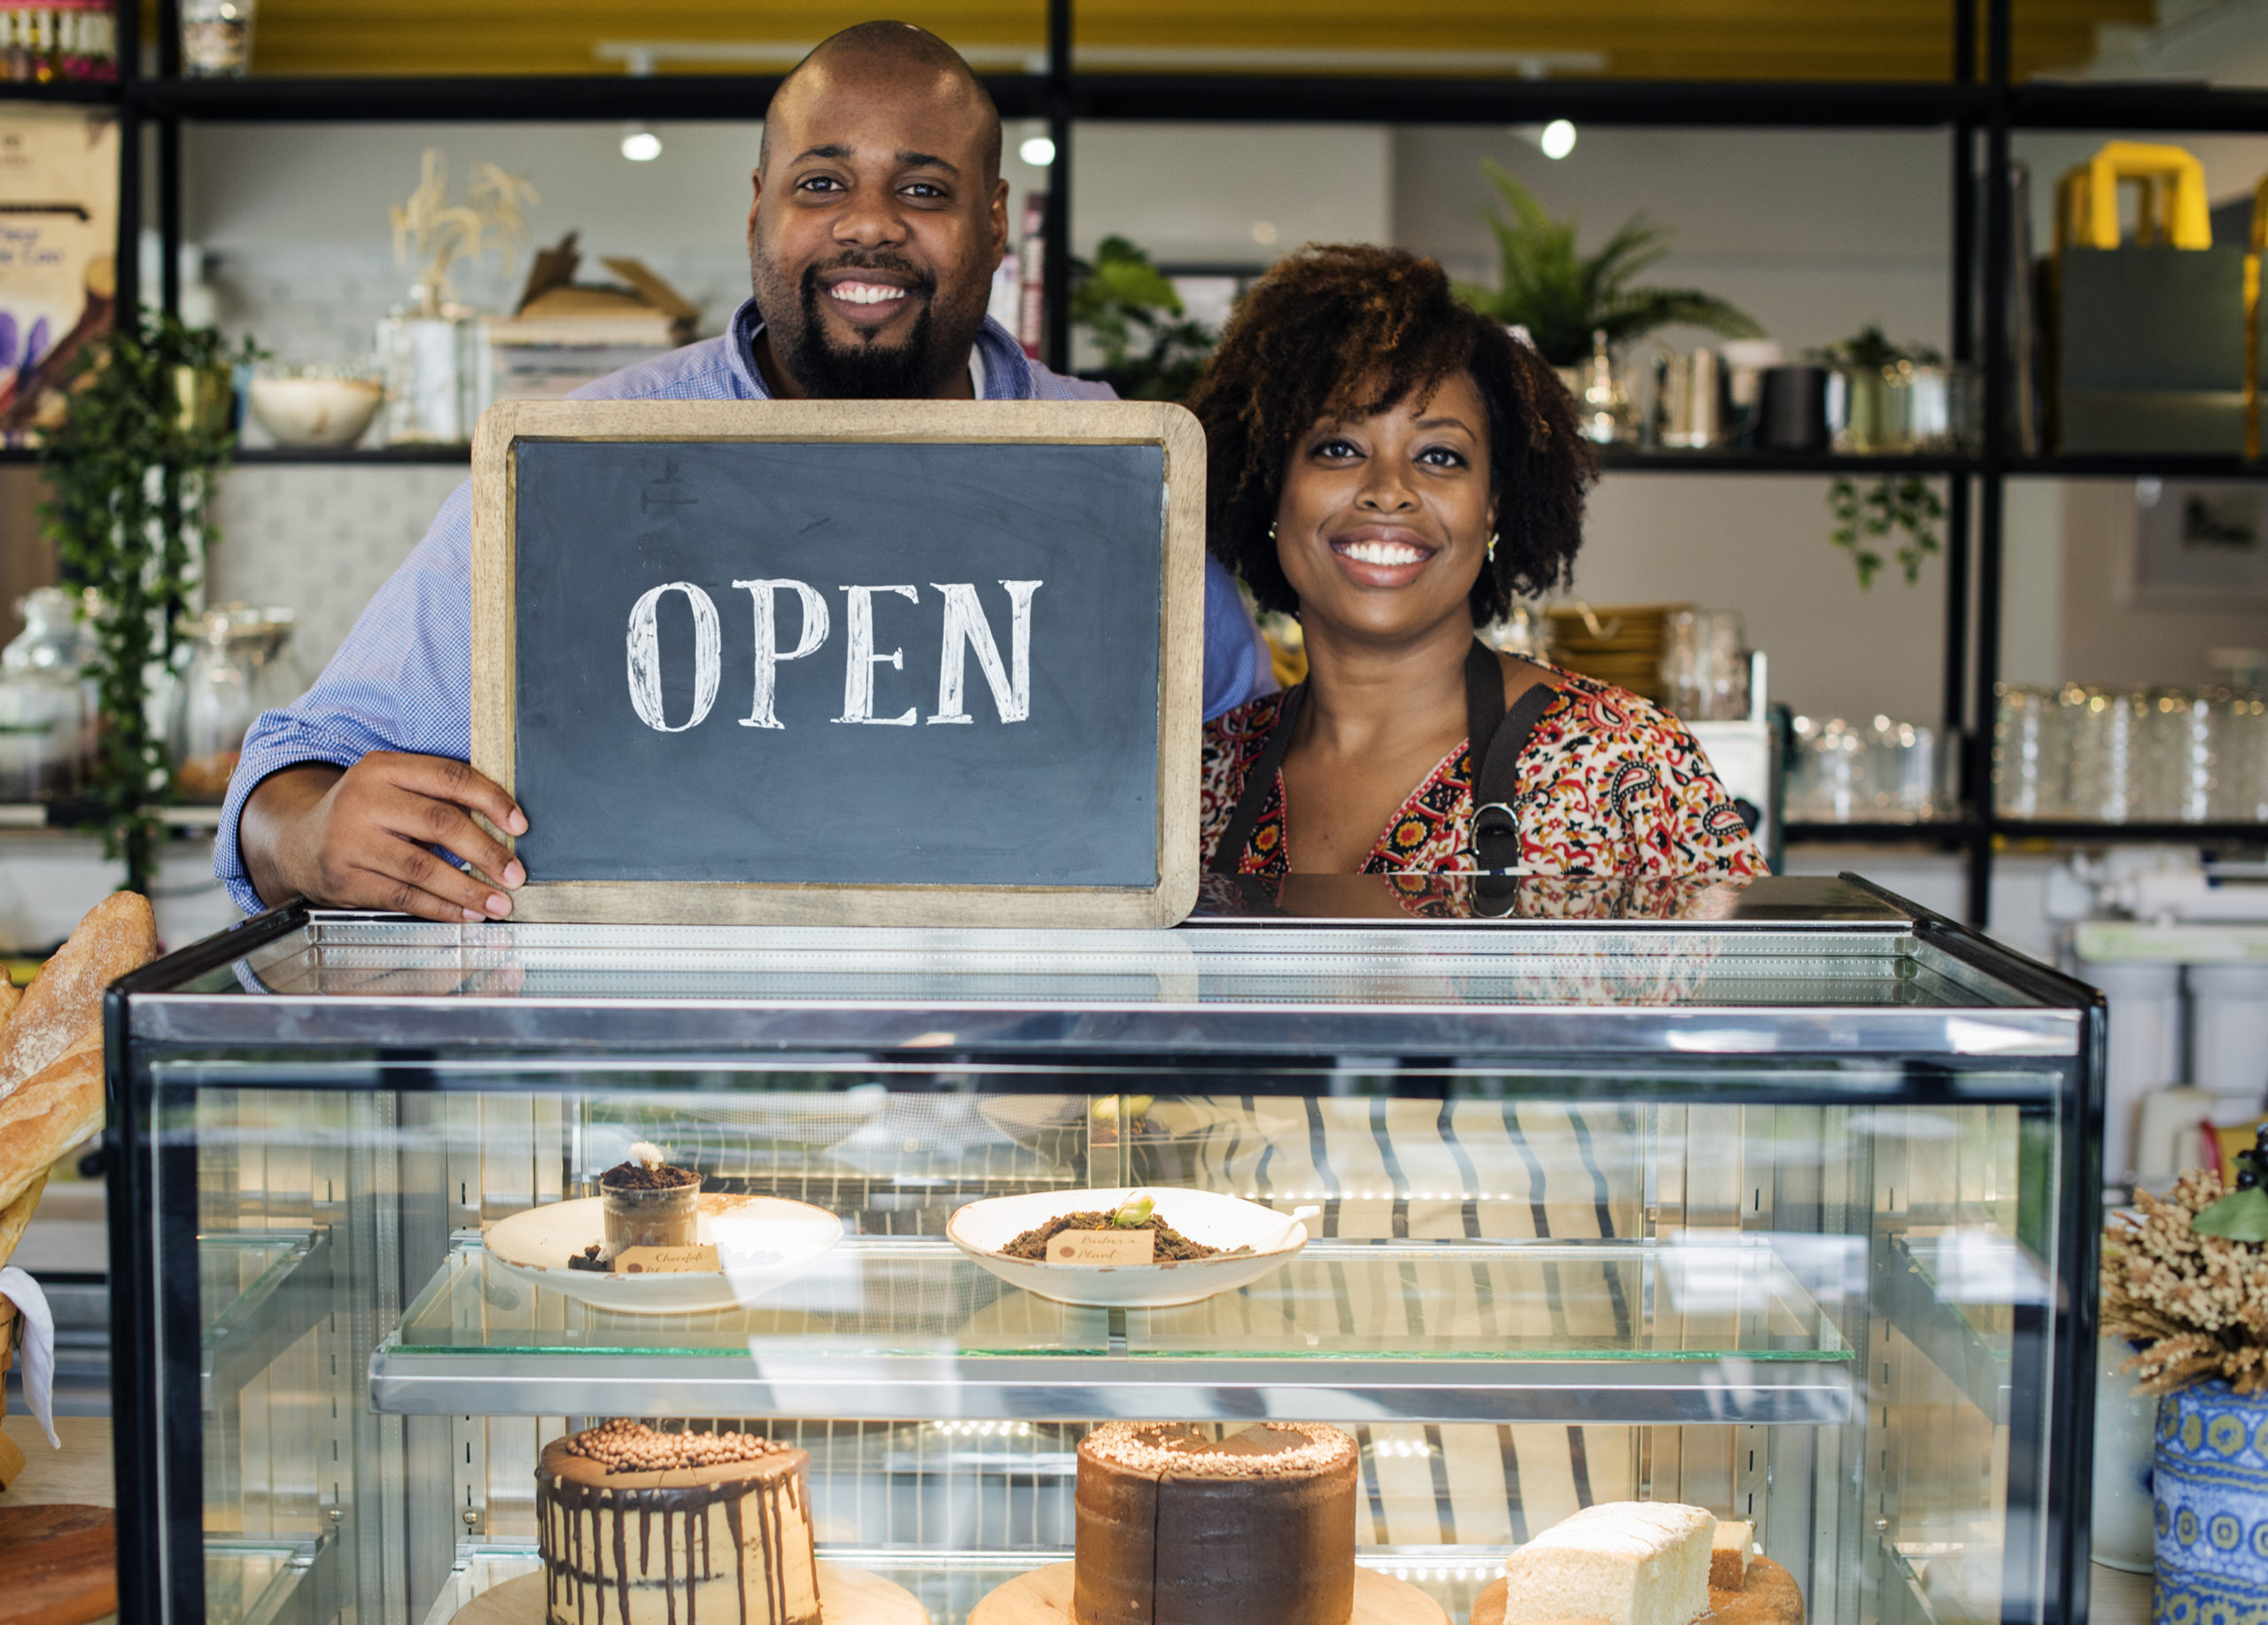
1487,531,1499,564
1268,522,1278,543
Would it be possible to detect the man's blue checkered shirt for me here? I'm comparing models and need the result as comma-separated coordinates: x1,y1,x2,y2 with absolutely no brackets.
214,300,1275,914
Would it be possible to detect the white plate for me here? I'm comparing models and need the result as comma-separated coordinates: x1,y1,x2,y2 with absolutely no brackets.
483,1193,843,1316
947,1186,1309,1309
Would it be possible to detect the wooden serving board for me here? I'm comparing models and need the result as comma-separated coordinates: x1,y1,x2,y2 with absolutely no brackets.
454,1560,928,1625
969,1561,1447,1625
0,1504,116,1625
1468,1558,1805,1625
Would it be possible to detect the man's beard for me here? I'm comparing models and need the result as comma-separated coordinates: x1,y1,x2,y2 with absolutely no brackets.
754,250,986,400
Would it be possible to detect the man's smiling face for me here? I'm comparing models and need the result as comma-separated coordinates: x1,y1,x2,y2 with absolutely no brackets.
749,54,1008,400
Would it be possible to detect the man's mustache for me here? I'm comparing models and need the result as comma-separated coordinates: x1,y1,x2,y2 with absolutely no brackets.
801,253,938,301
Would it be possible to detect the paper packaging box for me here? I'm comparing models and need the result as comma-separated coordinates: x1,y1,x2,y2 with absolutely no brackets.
478,231,699,408
2054,245,2247,455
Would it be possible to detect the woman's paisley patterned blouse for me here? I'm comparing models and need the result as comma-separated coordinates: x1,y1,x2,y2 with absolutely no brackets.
1200,662,1768,878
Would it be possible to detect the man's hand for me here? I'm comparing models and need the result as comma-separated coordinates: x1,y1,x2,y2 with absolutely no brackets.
240,754,530,923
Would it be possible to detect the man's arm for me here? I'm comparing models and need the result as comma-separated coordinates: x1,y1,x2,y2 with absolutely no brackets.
1200,554,1277,719
218,481,532,922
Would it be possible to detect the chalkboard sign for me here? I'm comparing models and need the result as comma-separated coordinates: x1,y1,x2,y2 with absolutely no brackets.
470,400,1205,927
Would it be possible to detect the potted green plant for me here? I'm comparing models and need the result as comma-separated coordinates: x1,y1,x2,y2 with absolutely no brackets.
39,308,256,890
1453,159,1761,370
1070,235,1217,403
1816,325,1959,587
2103,1152,2268,1621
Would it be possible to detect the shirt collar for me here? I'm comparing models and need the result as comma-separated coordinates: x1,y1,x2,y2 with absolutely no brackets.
726,296,1036,401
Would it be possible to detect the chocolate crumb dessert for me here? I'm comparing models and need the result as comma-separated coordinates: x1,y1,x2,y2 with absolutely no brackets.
599,1141,702,1256
1000,1209,1231,1263
600,1161,701,1193
1074,1421,1356,1625
537,1419,820,1625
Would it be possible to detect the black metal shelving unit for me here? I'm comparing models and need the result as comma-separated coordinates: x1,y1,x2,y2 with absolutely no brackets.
4,0,2260,921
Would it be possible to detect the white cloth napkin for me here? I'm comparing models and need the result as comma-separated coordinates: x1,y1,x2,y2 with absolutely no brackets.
0,1265,57,1448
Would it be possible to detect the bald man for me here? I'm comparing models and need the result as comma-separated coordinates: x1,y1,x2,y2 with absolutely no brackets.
221,21,1274,923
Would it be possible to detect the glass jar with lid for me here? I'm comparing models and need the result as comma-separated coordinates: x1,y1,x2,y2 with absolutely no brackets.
169,603,298,804
0,586,95,801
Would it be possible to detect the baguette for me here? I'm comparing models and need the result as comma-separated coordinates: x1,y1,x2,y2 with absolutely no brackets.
0,891,154,1106
0,1168,49,1271
0,1031,103,1217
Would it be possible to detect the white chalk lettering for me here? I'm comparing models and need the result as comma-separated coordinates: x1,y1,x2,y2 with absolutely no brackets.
834,584,919,726
734,579,830,729
928,580,1041,724
625,582,720,732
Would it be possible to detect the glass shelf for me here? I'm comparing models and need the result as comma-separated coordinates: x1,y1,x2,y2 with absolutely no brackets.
370,1233,1852,1425
205,1539,321,1625
200,1229,331,1411
135,883,2082,1066
1883,1231,2043,1427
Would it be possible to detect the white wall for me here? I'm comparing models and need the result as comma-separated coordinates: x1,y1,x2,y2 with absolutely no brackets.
1071,121,1392,266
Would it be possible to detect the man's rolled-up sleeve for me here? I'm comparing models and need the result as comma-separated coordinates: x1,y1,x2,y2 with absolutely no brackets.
1200,554,1277,719
214,481,479,915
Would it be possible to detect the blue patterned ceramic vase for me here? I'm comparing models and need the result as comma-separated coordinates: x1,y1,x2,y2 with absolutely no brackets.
2155,1380,2268,1625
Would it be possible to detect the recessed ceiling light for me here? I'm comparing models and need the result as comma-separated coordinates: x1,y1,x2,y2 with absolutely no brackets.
1019,135,1056,167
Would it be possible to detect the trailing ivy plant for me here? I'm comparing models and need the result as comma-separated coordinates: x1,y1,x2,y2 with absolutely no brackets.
38,310,257,890
1827,474,1945,588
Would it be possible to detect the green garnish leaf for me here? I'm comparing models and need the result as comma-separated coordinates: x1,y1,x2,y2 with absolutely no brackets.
2192,1186,2268,1240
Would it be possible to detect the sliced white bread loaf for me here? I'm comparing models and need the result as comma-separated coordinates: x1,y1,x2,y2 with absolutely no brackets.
1501,1502,1716,1625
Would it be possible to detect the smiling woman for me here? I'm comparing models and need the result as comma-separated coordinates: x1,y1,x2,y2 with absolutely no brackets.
1187,245,1767,881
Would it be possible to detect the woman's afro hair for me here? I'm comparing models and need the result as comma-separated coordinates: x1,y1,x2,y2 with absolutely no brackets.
1184,243,1596,625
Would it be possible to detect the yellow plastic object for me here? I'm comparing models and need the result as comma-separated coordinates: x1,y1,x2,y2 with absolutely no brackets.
2250,176,2268,459
2212,1117,2268,1184
2055,141,2213,253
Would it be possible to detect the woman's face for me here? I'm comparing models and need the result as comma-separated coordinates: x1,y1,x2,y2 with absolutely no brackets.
1273,370,1497,645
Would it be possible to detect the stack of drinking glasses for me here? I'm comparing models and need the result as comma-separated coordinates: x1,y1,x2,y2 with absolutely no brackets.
1993,681,2268,824
1659,609,1751,721
1785,714,1956,824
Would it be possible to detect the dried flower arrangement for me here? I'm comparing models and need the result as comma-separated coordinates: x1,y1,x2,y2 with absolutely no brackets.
390,147,540,318
2102,1155,2268,1396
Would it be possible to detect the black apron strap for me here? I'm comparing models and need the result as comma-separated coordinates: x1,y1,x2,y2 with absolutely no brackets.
1210,641,1557,878
1471,652,1560,876
1208,685,1306,875
1464,637,1505,763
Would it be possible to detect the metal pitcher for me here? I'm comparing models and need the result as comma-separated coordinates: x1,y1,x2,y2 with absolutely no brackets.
1652,347,1725,447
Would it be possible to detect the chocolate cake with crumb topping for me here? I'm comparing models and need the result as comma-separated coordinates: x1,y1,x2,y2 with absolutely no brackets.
1074,1421,1356,1625
536,1419,821,1625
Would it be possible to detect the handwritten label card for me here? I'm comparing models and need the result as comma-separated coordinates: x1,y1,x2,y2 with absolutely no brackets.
1048,1229,1156,1265
615,1244,721,1274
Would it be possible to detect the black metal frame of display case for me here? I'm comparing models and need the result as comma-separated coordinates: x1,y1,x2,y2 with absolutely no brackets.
5,1,2266,918
101,886,2105,1625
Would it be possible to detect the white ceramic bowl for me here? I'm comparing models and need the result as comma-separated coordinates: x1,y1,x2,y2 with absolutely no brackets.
483,1192,842,1316
947,1186,1309,1309
248,375,384,449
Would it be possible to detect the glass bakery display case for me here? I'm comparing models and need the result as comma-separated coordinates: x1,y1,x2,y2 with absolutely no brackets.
103,875,2103,1625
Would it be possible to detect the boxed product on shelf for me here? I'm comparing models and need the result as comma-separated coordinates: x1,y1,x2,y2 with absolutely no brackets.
2047,142,2246,455
478,231,701,408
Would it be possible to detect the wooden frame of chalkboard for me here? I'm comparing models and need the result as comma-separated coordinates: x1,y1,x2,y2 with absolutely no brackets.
469,399,1206,927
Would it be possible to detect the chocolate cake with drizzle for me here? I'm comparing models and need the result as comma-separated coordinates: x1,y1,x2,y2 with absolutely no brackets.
1073,1421,1357,1625
537,1419,821,1625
